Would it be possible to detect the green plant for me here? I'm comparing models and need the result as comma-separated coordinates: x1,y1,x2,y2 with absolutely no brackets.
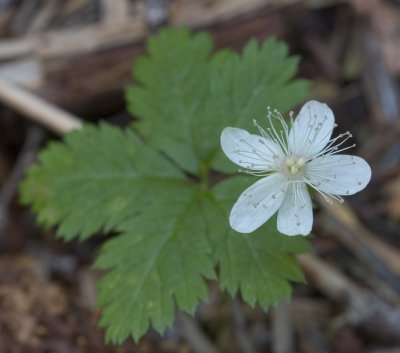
20,27,310,343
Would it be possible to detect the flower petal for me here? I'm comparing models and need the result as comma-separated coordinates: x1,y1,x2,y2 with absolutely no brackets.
305,154,371,195
277,183,313,236
288,100,335,157
229,173,287,233
221,127,281,170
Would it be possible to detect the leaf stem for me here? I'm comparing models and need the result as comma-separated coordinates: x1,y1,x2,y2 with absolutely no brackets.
199,161,209,188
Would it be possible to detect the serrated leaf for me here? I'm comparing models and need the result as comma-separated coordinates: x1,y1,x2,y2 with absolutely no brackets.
125,27,219,174
204,38,310,172
95,184,216,343
21,123,217,343
20,123,184,240
126,28,309,175
21,27,312,345
205,176,310,308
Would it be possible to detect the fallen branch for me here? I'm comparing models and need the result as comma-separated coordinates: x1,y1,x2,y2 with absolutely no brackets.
272,301,294,353
0,79,82,135
317,195,400,293
176,311,221,353
298,254,400,343
231,297,257,353
0,126,45,234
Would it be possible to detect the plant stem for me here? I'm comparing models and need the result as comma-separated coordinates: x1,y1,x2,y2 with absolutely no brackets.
199,161,209,189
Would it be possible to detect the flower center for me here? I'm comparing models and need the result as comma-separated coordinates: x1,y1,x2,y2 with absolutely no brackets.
285,157,306,177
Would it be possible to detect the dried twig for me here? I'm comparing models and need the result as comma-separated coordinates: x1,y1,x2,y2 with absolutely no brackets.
231,297,257,353
0,79,82,135
100,0,130,27
298,254,400,343
272,301,294,353
0,126,45,233
359,20,400,123
317,195,400,289
0,37,33,61
176,311,221,353
0,59,43,88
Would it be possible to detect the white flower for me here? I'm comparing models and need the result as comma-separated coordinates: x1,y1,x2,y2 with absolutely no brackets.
220,100,371,236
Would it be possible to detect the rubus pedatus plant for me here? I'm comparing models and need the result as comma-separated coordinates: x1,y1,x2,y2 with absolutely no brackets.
20,27,311,343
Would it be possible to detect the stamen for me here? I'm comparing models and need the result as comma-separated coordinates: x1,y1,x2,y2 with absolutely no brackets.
264,108,290,154
296,158,306,167
312,131,354,159
232,104,361,209
253,119,284,157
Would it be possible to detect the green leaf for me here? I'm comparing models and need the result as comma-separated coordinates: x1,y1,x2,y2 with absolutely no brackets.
125,27,219,174
95,183,216,343
206,176,310,308
21,123,216,343
20,123,184,240
205,38,310,172
126,28,309,175
20,122,309,343
21,27,311,344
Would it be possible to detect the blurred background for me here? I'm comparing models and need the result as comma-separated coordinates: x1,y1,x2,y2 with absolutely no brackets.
0,0,400,352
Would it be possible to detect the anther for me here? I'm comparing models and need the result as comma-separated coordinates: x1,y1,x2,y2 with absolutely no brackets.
286,157,295,167
296,158,306,168
290,165,299,174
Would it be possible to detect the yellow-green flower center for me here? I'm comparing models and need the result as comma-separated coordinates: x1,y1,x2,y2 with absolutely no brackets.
285,157,306,176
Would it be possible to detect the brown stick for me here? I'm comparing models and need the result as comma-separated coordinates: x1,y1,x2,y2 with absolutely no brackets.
317,195,400,279
298,254,400,343
272,301,294,353
0,126,45,233
231,297,257,353
176,311,221,353
100,0,130,27
0,79,82,135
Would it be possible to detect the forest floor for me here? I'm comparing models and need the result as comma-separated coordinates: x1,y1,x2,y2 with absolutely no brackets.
1,1,400,352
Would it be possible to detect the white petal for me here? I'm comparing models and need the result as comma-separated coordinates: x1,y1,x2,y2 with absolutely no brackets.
306,154,371,195
288,101,335,157
277,183,313,236
230,173,287,233
221,127,281,170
